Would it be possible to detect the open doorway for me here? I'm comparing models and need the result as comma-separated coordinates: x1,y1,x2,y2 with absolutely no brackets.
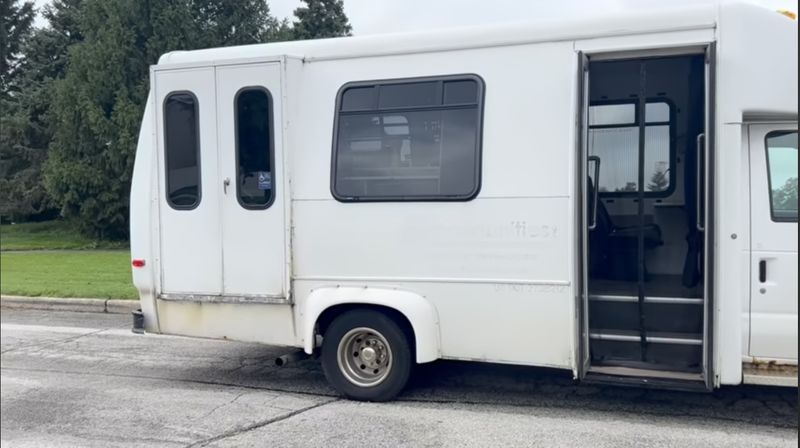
582,52,711,384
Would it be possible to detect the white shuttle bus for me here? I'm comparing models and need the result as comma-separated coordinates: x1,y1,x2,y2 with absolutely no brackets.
131,3,798,400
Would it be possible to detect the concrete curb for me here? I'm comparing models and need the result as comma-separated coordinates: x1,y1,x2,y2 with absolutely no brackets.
0,295,139,314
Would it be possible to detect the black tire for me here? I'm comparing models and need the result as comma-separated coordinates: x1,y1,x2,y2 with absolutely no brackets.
321,309,412,401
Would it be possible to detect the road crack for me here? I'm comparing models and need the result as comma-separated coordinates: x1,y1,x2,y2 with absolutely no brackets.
193,391,249,421
0,365,339,399
0,328,108,355
185,398,339,447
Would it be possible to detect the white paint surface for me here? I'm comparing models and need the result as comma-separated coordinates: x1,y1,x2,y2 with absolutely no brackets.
154,67,223,295
130,3,799,388
215,63,288,297
747,124,798,361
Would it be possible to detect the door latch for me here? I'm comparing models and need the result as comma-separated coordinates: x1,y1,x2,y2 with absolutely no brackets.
223,178,230,194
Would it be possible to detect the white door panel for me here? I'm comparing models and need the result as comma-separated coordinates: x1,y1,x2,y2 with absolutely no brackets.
216,63,286,297
748,124,798,361
155,68,222,294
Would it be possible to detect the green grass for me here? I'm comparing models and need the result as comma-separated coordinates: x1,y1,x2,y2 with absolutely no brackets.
0,250,137,299
0,221,128,251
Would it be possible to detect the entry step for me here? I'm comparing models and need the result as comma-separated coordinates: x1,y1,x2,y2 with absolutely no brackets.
589,329,702,346
585,365,707,391
588,365,704,381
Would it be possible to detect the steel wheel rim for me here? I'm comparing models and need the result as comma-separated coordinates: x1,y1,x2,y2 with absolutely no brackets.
336,327,393,387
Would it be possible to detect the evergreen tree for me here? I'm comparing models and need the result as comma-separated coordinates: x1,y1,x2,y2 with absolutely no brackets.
292,0,352,40
0,0,36,221
270,17,294,42
773,177,798,213
0,1,83,222
43,0,283,237
6,0,353,233
647,169,669,192
0,0,34,95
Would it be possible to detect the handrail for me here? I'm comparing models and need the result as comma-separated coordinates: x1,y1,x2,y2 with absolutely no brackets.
588,155,601,230
696,133,705,232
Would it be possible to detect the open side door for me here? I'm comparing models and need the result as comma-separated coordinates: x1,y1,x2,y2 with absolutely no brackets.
702,42,716,390
576,51,591,379
578,48,712,391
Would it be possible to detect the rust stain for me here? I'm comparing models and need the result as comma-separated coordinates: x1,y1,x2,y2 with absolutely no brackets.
744,359,798,375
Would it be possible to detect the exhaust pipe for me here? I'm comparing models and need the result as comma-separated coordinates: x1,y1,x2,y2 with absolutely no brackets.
275,350,310,367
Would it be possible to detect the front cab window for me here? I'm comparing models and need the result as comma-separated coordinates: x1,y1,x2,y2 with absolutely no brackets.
766,131,798,222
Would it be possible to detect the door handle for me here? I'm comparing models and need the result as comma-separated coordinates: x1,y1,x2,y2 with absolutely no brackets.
758,260,767,283
223,178,230,195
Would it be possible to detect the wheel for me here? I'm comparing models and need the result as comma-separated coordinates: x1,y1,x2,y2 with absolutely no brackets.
321,309,412,401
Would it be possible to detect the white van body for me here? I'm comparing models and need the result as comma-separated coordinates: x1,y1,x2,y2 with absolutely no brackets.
131,3,798,396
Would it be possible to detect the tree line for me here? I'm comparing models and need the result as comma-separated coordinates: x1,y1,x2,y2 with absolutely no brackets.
0,0,351,238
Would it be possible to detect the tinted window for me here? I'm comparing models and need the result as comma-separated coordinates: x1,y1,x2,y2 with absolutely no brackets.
164,92,200,209
236,88,274,209
588,101,672,195
766,131,798,222
378,82,438,109
333,76,483,201
443,80,478,105
341,86,375,111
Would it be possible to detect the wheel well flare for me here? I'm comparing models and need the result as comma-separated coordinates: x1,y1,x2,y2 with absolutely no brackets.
302,287,441,364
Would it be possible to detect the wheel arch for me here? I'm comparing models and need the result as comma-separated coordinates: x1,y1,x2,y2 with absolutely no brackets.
301,286,441,363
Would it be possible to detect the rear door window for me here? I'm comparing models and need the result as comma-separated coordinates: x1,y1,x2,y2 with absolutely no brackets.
164,92,201,209
235,88,274,209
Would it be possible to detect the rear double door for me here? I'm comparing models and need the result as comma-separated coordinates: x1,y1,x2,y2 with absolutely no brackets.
155,62,287,299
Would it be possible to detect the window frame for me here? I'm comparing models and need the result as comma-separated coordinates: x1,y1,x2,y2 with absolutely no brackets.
163,90,202,211
587,98,677,198
233,86,276,211
330,74,486,203
764,130,799,223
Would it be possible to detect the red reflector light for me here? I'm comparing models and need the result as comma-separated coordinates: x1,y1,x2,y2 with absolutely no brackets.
132,259,146,268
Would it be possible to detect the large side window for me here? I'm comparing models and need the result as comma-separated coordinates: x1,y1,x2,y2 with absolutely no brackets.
164,92,201,209
235,88,274,209
332,75,484,201
588,100,673,196
766,131,798,222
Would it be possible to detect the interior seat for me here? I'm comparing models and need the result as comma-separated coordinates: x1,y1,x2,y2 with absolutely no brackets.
588,177,663,280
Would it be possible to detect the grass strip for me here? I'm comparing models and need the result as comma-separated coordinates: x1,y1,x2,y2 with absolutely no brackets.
0,250,137,300
0,221,128,251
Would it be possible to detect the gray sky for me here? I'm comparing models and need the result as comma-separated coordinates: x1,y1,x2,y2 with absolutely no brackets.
33,0,798,34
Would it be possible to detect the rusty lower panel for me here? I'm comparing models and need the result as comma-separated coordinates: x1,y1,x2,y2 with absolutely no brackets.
155,299,299,347
742,360,798,387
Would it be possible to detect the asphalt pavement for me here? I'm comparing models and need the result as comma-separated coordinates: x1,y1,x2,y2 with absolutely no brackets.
1,308,797,447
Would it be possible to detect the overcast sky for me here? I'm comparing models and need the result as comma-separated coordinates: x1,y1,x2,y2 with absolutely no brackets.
32,0,798,34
